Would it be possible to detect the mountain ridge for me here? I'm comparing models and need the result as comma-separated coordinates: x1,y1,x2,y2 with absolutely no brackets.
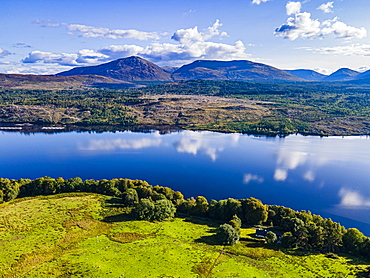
57,56,173,82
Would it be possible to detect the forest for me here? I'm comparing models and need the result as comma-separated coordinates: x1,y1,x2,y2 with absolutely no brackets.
1,176,369,259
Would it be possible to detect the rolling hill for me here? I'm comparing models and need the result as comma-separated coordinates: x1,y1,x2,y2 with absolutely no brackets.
285,69,327,81
171,59,304,81
57,56,173,82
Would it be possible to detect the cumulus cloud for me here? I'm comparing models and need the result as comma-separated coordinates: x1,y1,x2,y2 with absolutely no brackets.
286,2,302,16
252,0,271,4
23,20,251,67
0,48,11,58
275,12,367,40
303,43,370,56
317,2,334,13
339,188,370,207
34,20,160,40
22,51,80,66
243,173,264,184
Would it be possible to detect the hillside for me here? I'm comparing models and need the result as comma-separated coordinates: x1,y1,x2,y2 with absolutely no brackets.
323,68,360,81
0,73,138,90
285,69,327,81
172,60,304,81
0,193,368,277
57,56,173,82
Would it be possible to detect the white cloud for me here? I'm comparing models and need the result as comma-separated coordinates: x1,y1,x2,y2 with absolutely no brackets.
171,20,227,44
275,13,367,40
34,20,160,41
0,61,71,75
67,24,161,40
274,169,288,181
317,2,334,13
252,0,271,4
22,51,80,66
339,188,370,207
286,2,302,16
0,48,11,58
23,20,251,67
303,44,370,56
33,19,62,27
243,173,264,184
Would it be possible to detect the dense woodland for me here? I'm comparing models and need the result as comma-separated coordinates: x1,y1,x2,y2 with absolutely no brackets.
1,176,369,259
0,80,369,135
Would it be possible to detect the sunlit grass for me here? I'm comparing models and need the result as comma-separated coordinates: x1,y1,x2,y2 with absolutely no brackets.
0,193,368,277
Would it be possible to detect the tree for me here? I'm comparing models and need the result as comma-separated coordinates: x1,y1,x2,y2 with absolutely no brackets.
122,188,139,205
172,191,184,206
135,198,176,221
266,231,277,245
281,232,295,248
306,222,325,249
135,198,155,221
0,178,20,203
192,196,209,216
217,224,239,245
242,197,268,225
343,228,366,254
323,218,345,253
151,199,176,221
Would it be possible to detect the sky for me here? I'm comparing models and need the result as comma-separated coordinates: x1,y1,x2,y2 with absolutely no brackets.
1,0,370,75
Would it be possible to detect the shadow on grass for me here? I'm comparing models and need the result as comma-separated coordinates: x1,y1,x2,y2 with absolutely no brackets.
177,213,221,229
102,213,133,223
195,230,222,245
104,197,124,208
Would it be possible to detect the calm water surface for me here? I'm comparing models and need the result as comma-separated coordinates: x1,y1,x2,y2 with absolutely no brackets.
1,130,369,234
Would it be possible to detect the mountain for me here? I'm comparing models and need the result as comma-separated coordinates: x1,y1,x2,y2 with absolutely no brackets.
57,56,172,82
171,60,304,81
356,69,370,80
0,73,138,90
284,69,327,81
162,66,180,74
322,68,360,81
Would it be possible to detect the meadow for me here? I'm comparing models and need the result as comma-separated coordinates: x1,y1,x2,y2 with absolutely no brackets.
0,193,368,277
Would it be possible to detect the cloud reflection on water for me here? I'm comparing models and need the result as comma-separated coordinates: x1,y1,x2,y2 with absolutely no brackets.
339,188,370,208
79,132,162,151
173,131,239,161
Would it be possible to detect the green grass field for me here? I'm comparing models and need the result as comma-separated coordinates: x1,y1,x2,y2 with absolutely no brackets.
0,193,368,277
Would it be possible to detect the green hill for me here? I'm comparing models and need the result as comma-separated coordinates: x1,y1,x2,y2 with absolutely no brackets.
0,193,368,277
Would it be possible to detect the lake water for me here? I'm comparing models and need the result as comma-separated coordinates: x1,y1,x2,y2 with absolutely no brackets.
1,129,369,235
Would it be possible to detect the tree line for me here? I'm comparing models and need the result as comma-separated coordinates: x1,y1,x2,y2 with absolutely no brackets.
0,177,369,257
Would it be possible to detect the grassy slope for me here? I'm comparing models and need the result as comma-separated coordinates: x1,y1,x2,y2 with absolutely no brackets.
0,194,368,277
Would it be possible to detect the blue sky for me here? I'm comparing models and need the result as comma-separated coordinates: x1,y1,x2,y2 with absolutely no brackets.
1,0,370,75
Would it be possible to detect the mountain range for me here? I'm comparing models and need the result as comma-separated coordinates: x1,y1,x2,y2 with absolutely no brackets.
2,56,370,89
